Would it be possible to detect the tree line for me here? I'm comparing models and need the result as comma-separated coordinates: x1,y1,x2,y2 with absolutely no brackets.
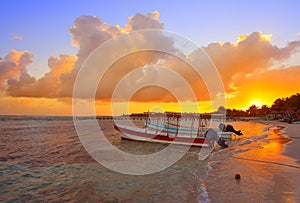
225,93,300,118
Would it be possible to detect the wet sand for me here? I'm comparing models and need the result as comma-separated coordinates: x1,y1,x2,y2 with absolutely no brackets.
259,120,300,164
206,121,300,202
255,120,300,201
281,123,300,165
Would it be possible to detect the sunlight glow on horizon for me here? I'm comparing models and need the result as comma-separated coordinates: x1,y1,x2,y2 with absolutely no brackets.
0,93,297,116
249,100,263,108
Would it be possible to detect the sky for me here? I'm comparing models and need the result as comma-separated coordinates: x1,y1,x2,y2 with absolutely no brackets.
1,0,300,115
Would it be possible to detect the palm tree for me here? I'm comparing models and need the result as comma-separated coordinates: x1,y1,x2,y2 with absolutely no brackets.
259,105,270,116
247,105,258,117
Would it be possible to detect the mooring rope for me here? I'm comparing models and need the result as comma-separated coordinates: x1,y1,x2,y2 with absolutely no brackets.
233,156,300,170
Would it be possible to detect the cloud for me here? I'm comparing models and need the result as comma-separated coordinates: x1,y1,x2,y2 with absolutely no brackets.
1,13,300,110
33,54,76,97
125,11,164,31
2,11,171,101
6,54,76,97
203,32,300,93
59,11,169,99
7,70,36,97
95,51,208,102
11,33,23,41
59,15,113,97
0,50,32,92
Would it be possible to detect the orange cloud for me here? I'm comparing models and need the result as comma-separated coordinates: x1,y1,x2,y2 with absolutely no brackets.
0,50,33,92
60,12,164,97
1,12,170,101
60,12,170,99
236,33,272,44
6,54,76,97
94,50,209,103
203,32,300,94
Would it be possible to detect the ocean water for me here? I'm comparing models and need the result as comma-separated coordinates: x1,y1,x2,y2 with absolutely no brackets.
0,116,299,202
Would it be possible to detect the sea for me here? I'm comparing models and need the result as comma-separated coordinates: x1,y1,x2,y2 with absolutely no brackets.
0,115,300,202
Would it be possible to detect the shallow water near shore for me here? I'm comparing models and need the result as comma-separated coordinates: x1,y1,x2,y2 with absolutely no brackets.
205,122,300,202
0,116,299,202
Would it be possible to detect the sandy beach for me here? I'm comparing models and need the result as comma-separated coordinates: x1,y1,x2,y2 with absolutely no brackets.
259,120,300,165
281,123,300,166
205,120,300,202
250,120,300,201
271,121,300,201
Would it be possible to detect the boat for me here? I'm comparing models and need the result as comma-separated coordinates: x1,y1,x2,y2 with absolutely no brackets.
146,122,233,139
114,124,213,147
114,111,232,147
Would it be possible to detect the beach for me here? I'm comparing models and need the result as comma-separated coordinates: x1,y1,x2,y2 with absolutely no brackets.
263,121,300,201
264,121,300,201
205,120,300,202
0,116,300,202
278,123,300,165
257,120,300,165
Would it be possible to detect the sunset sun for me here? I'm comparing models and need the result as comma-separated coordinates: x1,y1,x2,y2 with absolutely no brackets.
249,100,263,107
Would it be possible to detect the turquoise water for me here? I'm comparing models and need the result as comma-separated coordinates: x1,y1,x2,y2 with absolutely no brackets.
0,116,299,202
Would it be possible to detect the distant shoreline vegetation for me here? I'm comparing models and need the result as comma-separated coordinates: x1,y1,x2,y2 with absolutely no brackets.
1,93,299,121
225,93,300,121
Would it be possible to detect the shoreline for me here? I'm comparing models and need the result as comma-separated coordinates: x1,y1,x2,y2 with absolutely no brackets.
254,120,300,165
280,123,300,165
252,120,300,201
206,120,300,202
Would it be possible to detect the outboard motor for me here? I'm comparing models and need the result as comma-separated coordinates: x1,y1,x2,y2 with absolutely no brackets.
205,128,228,148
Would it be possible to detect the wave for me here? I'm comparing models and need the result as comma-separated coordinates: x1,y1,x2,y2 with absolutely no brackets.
198,182,211,203
252,134,269,142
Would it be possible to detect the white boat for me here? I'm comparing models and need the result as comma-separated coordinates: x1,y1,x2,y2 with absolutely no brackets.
114,112,232,147
114,124,213,147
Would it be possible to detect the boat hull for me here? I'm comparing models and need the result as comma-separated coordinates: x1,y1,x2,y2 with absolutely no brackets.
114,124,212,147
